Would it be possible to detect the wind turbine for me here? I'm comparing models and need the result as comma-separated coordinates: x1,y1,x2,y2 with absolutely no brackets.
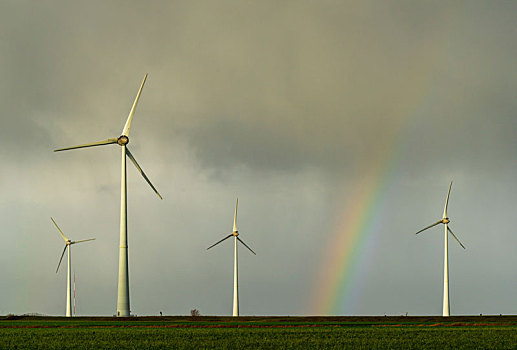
207,198,256,317
415,181,466,317
54,74,162,317
51,217,95,317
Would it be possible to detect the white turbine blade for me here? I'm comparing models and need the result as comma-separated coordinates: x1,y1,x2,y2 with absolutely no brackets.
447,226,466,249
233,198,238,232
125,147,163,199
72,238,96,244
207,234,233,250
56,245,68,273
121,74,148,137
415,220,442,235
54,138,118,152
443,181,453,219
237,237,256,255
51,217,70,242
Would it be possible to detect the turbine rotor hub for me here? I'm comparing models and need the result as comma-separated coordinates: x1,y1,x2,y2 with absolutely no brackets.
232,231,239,236
117,135,129,146
442,218,450,224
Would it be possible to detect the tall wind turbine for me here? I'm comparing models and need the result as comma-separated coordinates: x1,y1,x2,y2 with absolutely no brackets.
54,74,162,317
51,217,95,317
207,198,256,317
415,181,466,317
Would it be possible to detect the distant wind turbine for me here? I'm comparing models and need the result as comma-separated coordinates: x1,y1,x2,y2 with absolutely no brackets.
51,217,95,317
54,74,162,317
207,198,256,317
415,181,466,317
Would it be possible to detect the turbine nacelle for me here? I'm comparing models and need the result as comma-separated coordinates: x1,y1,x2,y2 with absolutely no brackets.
53,75,162,201
206,199,256,255
51,217,95,274
414,182,464,250
117,135,129,146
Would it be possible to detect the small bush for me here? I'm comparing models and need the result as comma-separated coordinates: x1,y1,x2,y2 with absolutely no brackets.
190,309,201,317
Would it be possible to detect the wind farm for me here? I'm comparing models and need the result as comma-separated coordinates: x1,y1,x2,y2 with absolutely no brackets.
1,1,517,349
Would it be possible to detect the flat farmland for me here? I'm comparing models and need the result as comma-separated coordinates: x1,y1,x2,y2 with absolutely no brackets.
0,315,515,349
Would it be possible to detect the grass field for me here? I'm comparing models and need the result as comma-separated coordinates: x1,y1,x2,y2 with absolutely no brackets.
0,315,515,349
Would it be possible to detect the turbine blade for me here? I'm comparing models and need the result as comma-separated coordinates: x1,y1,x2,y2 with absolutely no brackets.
237,237,256,255
206,234,233,250
447,226,466,249
233,198,238,232
56,245,68,273
72,238,96,244
415,220,442,235
125,147,163,199
443,181,453,219
51,217,69,242
54,138,118,152
122,74,148,137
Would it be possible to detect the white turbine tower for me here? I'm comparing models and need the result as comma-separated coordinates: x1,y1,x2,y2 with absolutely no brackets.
207,198,256,317
54,74,162,317
51,217,95,317
415,181,466,317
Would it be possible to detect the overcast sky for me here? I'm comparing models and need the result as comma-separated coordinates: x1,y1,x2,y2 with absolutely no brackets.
0,1,515,316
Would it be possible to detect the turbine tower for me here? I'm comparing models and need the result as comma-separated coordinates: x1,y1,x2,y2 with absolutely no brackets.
207,198,256,316
415,181,466,317
54,74,162,317
51,217,95,317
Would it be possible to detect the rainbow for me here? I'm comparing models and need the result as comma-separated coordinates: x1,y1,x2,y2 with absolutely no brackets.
308,70,444,315
309,143,401,315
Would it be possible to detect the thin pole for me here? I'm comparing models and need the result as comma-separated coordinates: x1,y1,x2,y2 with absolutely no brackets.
233,236,239,317
117,145,130,316
66,246,72,317
443,223,450,317
73,272,76,316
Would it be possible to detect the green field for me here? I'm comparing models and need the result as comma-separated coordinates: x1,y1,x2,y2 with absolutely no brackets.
0,316,515,349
